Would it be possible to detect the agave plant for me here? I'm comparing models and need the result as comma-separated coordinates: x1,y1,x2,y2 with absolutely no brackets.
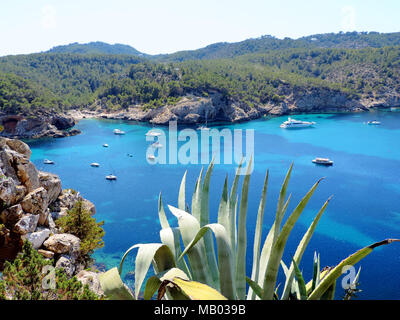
99,160,399,300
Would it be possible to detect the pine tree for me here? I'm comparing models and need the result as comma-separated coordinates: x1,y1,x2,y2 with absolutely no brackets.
56,201,105,267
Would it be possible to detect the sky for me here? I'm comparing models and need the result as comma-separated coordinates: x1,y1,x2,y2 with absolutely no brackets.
0,0,399,56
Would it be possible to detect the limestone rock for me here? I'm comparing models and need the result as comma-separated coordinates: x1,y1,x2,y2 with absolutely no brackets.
76,270,104,296
0,203,23,225
0,174,18,206
20,187,48,216
24,228,50,249
14,214,40,235
82,199,96,216
55,255,75,277
38,171,61,204
38,249,54,259
4,138,32,158
43,233,80,260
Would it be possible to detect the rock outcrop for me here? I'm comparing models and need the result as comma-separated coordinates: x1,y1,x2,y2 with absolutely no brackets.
0,114,81,139
68,87,397,126
0,137,101,292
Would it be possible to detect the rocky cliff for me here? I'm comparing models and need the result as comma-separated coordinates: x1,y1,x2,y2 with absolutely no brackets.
70,88,395,126
0,137,101,294
0,114,81,139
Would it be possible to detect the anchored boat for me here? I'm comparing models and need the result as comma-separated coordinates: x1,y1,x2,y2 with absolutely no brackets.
43,159,54,164
105,174,117,180
280,117,316,129
312,158,333,166
113,129,126,135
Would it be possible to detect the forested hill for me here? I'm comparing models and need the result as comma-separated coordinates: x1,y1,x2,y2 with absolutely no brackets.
0,31,400,121
46,42,146,56
153,31,400,62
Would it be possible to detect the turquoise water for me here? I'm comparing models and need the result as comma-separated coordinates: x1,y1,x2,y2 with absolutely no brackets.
27,111,400,299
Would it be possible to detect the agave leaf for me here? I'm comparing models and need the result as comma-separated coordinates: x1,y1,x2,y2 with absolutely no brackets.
320,282,336,300
248,170,269,300
281,197,331,299
308,239,400,300
178,171,187,211
161,277,228,300
144,276,162,300
168,205,212,285
119,243,175,299
191,167,204,221
246,276,264,299
262,178,322,300
158,193,170,229
99,267,134,300
177,223,236,299
236,156,252,300
256,165,293,295
229,159,243,249
217,175,230,236
256,194,291,297
160,227,191,276
199,161,219,290
292,260,307,300
311,252,321,292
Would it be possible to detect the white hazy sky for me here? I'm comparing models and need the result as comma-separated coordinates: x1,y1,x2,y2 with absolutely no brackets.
0,0,399,56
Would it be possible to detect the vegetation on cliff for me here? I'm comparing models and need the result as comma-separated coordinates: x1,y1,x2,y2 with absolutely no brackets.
0,32,400,115
56,200,105,267
0,241,100,300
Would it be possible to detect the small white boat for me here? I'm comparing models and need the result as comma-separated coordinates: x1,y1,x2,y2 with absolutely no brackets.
280,117,316,129
103,144,109,147
197,126,210,131
367,120,381,125
151,141,163,148
312,158,333,166
90,163,100,167
145,131,161,137
43,159,54,165
113,129,126,135
147,154,156,161
105,174,117,180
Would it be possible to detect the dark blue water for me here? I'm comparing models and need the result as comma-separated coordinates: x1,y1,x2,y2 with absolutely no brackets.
26,110,400,299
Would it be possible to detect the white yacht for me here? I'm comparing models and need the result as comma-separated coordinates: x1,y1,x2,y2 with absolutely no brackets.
280,117,316,129
312,158,333,166
145,130,161,137
367,120,381,125
103,143,109,148
90,163,100,167
105,174,117,180
147,154,156,161
113,129,126,135
43,159,54,165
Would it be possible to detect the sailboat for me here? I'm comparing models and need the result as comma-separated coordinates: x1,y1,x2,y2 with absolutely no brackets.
197,110,210,131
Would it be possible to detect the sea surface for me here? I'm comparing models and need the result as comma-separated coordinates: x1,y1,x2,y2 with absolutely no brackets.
26,110,400,299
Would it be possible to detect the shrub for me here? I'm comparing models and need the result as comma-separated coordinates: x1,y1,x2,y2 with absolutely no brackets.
0,241,100,300
56,201,105,267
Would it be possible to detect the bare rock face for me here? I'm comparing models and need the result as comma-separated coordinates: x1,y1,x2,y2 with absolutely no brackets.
0,204,23,225
43,233,81,260
24,228,51,249
39,171,61,204
55,255,75,277
0,137,98,280
14,214,40,235
76,270,104,296
20,187,48,216
0,114,80,139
